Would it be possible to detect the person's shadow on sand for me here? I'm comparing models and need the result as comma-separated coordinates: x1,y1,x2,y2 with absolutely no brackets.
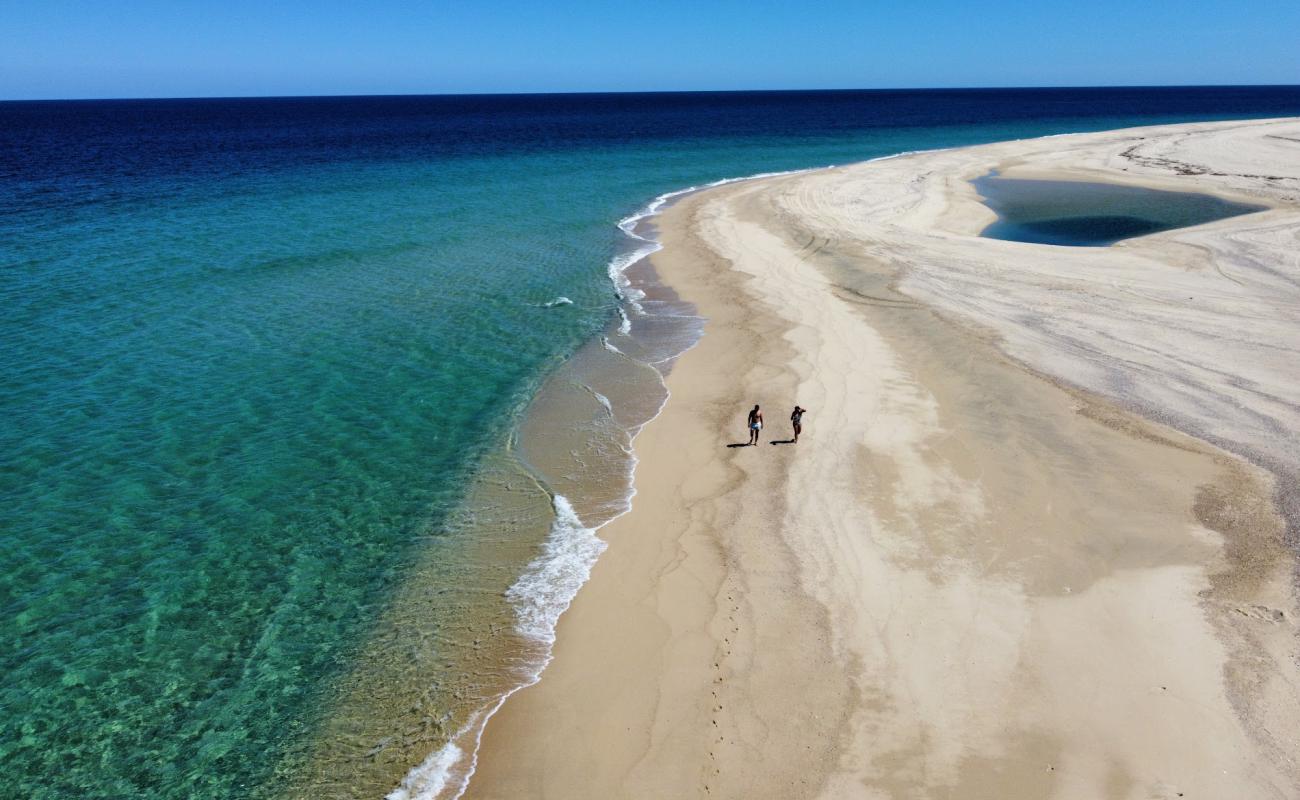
769,439,796,445
726,442,752,448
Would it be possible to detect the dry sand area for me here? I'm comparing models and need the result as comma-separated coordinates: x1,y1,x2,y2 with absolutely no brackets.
463,119,1300,799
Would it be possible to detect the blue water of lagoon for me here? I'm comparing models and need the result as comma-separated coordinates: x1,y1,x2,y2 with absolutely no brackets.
974,174,1268,247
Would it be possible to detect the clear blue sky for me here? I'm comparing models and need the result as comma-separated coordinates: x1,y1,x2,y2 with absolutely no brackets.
3,0,1298,99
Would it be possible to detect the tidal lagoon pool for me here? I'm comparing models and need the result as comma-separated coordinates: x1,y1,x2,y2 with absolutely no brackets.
974,174,1267,246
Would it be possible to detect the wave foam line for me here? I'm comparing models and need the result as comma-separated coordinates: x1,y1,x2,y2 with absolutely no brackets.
608,167,824,334
390,493,610,800
578,383,615,417
505,495,608,644
386,737,465,800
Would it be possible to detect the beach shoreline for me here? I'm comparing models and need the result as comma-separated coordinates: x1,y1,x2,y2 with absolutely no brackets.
460,118,1300,798
14,92,1300,800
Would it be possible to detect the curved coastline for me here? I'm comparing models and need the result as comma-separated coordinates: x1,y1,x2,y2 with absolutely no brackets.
460,118,1300,799
386,167,840,799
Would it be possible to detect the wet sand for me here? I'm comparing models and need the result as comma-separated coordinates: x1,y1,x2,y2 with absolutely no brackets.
463,119,1300,799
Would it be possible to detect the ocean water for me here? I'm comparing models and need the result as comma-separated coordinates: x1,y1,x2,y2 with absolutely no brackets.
3,87,1300,799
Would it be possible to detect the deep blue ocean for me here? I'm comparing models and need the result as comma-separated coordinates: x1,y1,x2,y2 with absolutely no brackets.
4,87,1299,799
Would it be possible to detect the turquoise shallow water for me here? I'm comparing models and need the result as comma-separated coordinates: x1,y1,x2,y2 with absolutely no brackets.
4,89,1300,798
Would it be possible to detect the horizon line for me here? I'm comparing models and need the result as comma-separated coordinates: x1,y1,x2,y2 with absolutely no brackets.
5,82,1300,104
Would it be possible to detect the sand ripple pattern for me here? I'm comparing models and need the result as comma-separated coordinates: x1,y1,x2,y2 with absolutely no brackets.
772,119,1300,533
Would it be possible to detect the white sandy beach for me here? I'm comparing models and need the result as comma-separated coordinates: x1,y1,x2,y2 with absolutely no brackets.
462,119,1300,799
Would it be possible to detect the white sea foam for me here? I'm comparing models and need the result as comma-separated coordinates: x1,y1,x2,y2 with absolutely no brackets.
385,495,608,800
606,243,656,317
600,336,624,355
386,739,463,800
505,495,608,643
606,167,822,335
541,296,573,308
580,384,615,416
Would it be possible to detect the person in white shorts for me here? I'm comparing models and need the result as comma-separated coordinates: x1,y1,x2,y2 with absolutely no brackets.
747,404,764,446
